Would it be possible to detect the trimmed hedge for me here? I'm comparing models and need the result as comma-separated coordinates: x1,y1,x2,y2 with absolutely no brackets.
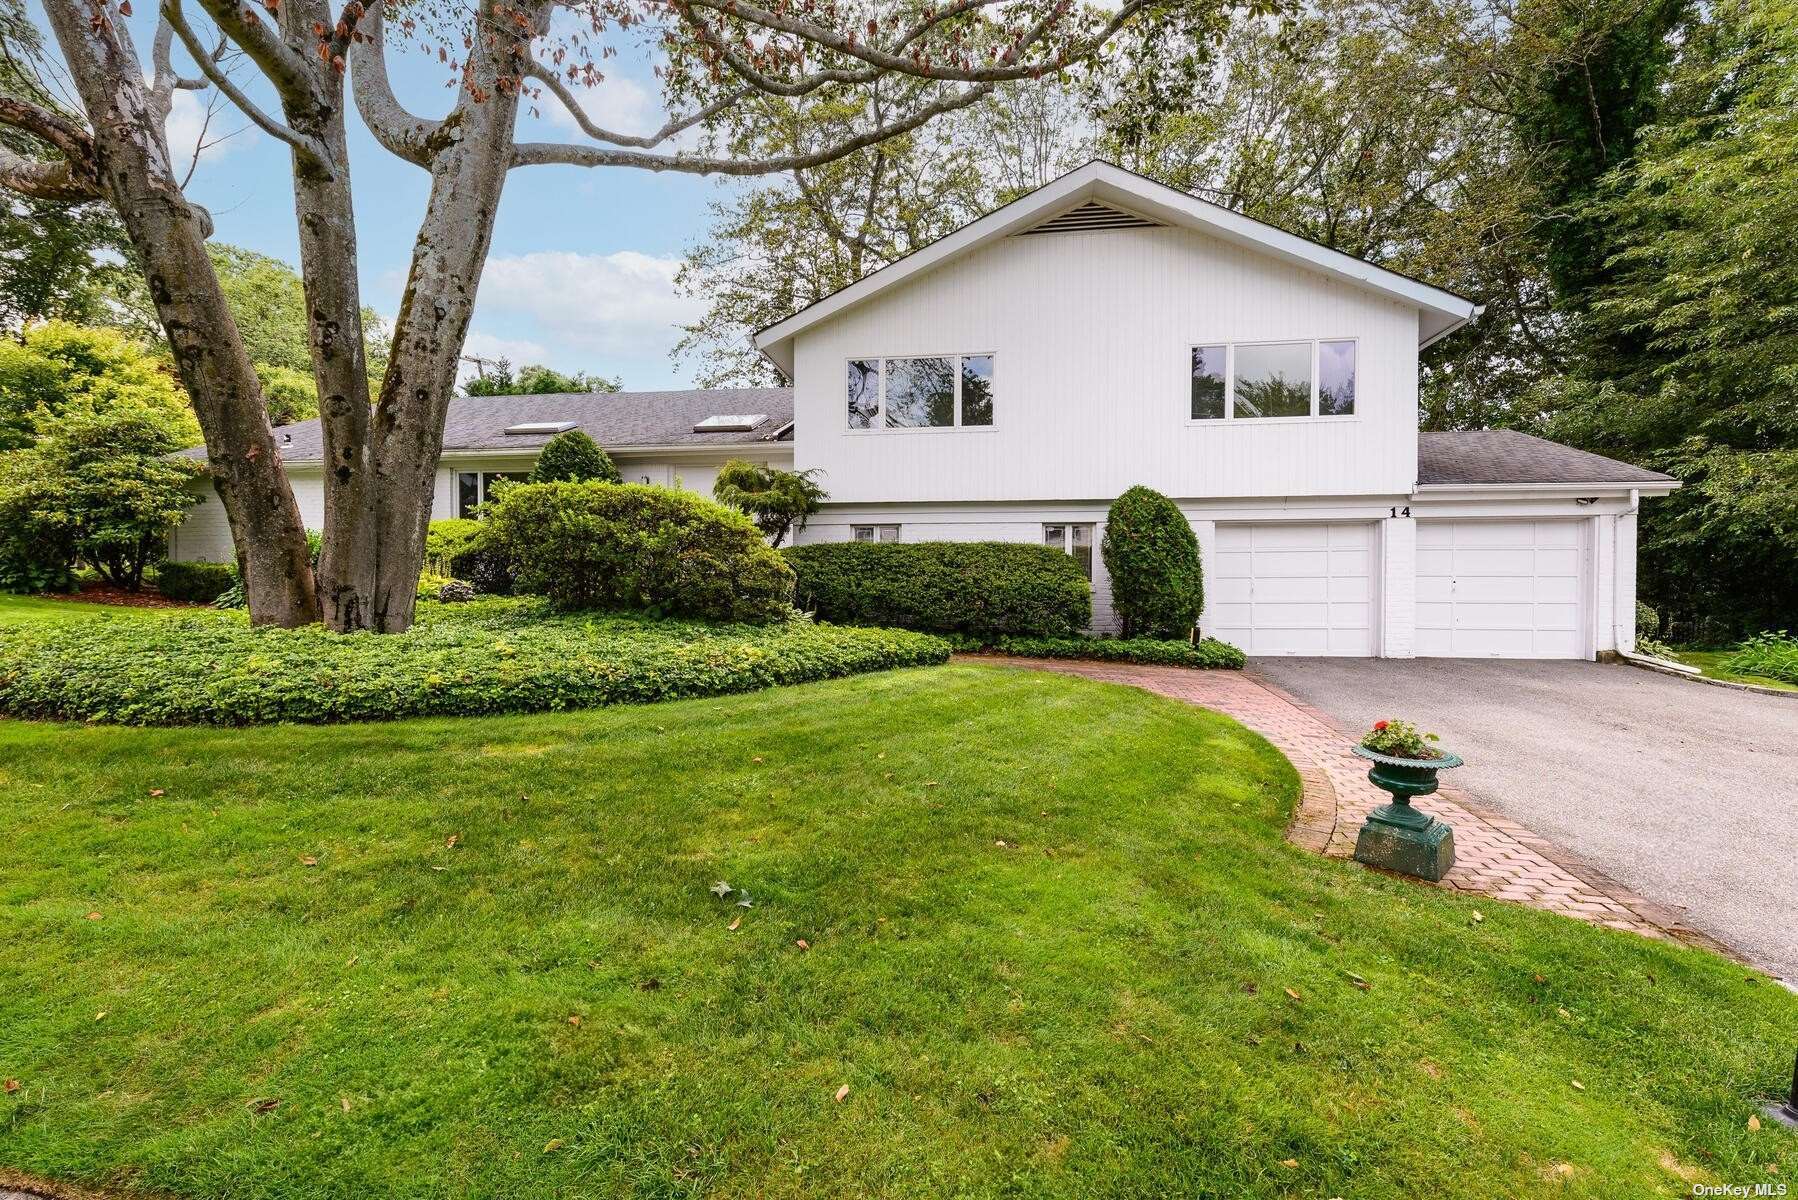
529,429,621,484
783,541,1091,638
0,598,949,725
1102,486,1204,639
483,482,793,622
424,518,482,575
156,560,237,603
951,633,1245,670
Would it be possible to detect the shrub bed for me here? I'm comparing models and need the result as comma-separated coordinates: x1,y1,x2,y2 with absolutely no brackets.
0,598,949,725
154,560,237,603
1722,631,1798,685
483,482,793,621
951,633,1245,669
783,541,1091,638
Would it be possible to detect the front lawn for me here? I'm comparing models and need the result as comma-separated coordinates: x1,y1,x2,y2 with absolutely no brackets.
1,666,1792,1198
1671,649,1798,692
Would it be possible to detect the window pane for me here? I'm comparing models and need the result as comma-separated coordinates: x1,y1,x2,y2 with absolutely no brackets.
457,471,479,518
1233,341,1312,418
1071,525,1093,578
1319,340,1355,415
960,355,994,426
884,356,955,428
847,360,879,429
879,525,900,543
1043,524,1066,551
852,526,876,543
1191,345,1226,419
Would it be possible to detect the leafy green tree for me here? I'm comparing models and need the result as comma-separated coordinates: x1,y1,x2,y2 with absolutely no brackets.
1537,0,1798,637
1101,486,1204,640
0,321,199,452
529,430,621,484
12,407,204,590
712,460,828,547
0,449,77,592
463,360,620,397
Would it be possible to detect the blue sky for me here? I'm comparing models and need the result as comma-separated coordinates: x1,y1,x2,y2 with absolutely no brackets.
92,8,743,389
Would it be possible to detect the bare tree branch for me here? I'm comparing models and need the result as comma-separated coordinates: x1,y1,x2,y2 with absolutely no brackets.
162,0,334,169
0,93,94,162
524,58,749,148
511,79,995,172
0,145,99,200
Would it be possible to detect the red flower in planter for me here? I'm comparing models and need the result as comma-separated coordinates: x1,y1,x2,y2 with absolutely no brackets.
1373,720,1389,732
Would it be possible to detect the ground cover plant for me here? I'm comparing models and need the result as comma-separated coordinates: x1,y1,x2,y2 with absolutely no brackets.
0,665,1793,1199
1721,632,1798,687
0,598,945,725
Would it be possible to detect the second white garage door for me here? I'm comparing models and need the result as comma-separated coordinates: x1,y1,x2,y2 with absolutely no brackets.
1416,520,1587,658
1211,522,1377,656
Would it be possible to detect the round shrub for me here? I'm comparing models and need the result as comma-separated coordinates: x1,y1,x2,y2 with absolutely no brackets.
1635,600,1660,642
482,482,794,622
529,430,621,484
1102,486,1203,640
156,560,238,603
0,599,949,725
783,541,1091,638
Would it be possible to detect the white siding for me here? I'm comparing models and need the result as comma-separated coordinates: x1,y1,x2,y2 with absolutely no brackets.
790,222,1420,505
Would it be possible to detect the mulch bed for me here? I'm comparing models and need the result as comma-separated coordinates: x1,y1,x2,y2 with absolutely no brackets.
38,583,204,610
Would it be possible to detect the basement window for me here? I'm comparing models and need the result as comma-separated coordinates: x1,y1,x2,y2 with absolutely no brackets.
852,524,901,543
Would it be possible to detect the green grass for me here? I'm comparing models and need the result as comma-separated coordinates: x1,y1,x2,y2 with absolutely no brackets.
1,666,1793,1198
1667,649,1798,692
0,593,195,626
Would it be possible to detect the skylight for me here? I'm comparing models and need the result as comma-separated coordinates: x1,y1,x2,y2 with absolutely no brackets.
693,414,768,433
503,420,577,436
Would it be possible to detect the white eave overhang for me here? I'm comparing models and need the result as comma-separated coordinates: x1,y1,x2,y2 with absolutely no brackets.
1412,480,1680,500
753,160,1480,377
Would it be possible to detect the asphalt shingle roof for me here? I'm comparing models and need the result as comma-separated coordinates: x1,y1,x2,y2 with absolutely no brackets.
1418,429,1673,487
181,387,795,462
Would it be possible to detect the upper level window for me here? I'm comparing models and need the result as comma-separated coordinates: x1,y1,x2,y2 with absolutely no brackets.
845,354,995,429
1190,340,1356,420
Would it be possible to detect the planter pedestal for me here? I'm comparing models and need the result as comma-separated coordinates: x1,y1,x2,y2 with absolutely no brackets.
1351,747,1463,883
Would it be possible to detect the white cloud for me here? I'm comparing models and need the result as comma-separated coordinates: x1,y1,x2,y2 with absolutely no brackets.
472,250,704,362
163,88,257,174
458,331,555,385
541,75,659,141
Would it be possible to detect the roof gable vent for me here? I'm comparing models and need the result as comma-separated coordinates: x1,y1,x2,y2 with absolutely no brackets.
504,420,578,436
693,413,768,433
1017,200,1164,236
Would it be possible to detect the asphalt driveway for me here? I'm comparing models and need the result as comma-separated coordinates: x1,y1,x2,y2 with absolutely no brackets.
1251,657,1798,982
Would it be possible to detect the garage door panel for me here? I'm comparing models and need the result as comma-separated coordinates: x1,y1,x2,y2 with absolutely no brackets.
1416,520,1587,659
1212,522,1376,657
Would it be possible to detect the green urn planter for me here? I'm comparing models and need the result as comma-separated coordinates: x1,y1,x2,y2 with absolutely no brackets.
1351,745,1464,882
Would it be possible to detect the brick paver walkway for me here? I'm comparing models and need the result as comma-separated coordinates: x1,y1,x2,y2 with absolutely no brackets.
971,655,1735,955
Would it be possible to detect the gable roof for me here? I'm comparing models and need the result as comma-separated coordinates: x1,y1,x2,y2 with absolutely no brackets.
1418,430,1676,488
178,387,794,464
754,160,1480,376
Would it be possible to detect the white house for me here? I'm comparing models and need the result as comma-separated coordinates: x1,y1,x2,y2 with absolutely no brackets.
173,161,1675,659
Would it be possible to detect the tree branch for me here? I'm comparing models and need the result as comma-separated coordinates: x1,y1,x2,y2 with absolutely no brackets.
511,80,994,173
162,0,334,170
347,2,440,167
0,94,94,162
0,146,99,201
524,58,748,148
187,0,321,110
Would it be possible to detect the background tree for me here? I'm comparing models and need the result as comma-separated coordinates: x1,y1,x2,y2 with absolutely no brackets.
712,459,827,546
1101,485,1203,640
528,429,620,483
18,406,203,589
464,359,621,397
0,321,198,452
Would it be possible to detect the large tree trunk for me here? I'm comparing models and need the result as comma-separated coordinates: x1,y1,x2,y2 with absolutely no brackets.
42,0,320,626
357,0,545,631
273,1,380,632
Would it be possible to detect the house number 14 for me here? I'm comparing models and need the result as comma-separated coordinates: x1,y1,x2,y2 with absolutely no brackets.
1389,506,1411,517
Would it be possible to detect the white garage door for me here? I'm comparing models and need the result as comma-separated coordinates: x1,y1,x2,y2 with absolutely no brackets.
1212,523,1377,656
1416,520,1587,658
